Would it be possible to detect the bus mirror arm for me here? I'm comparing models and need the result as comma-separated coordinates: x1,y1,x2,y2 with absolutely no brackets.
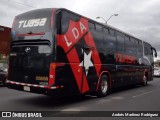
155,52,157,58
152,47,157,57
154,48,157,57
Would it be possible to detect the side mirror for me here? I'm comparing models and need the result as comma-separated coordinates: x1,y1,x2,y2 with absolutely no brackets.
155,52,157,57
152,47,157,57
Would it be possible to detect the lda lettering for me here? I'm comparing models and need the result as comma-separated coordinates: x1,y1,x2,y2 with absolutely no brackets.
64,21,87,47
116,54,136,64
19,18,47,28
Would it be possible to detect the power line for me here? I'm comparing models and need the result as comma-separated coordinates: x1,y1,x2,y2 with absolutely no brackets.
8,0,35,8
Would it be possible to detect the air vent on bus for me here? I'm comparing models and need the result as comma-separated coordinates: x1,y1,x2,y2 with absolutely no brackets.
11,40,51,47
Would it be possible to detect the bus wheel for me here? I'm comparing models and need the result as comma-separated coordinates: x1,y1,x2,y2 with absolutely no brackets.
97,75,109,97
142,75,148,86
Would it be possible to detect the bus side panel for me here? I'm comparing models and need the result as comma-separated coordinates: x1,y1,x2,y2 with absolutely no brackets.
54,63,81,96
56,10,103,94
56,11,91,95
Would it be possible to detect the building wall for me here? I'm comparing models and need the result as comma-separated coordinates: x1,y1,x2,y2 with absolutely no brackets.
0,25,11,55
0,25,11,68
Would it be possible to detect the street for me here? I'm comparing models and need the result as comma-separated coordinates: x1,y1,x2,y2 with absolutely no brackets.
0,78,160,117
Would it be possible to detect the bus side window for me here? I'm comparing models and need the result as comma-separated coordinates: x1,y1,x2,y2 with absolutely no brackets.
125,36,137,55
144,42,152,56
58,10,81,34
103,27,109,47
104,32,116,51
56,11,62,34
144,44,148,56
109,29,115,35
95,24,102,31
130,38,137,54
69,13,80,21
144,42,153,64
61,11,70,34
137,40,143,56
103,27,109,34
116,32,124,52
89,22,103,49
106,28,116,51
88,22,95,29
125,36,132,54
94,24,103,49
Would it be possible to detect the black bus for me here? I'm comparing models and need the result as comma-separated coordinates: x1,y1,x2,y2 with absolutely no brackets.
6,8,157,97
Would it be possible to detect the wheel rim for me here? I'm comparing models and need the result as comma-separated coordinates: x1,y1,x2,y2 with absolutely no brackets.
101,79,108,94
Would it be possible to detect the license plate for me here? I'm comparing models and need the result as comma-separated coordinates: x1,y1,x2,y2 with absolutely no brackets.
23,86,30,91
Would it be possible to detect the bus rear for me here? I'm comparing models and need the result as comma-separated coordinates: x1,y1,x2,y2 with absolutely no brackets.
7,8,58,94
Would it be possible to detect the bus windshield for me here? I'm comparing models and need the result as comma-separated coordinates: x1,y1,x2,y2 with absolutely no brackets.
13,9,53,34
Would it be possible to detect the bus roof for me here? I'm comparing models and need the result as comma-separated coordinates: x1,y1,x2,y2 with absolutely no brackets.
14,8,151,46
56,8,151,46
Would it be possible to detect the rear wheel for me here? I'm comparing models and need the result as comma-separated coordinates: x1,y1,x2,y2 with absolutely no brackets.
97,75,109,97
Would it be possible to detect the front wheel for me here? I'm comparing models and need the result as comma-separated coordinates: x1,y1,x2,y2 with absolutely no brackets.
97,75,109,97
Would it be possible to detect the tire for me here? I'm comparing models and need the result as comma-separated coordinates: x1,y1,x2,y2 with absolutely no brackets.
97,75,109,97
142,75,148,86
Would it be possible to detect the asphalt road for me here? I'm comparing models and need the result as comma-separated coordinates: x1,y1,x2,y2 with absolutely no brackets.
0,77,160,119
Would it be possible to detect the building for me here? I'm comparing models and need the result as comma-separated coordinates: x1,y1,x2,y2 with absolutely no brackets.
0,25,11,69
0,25,11,55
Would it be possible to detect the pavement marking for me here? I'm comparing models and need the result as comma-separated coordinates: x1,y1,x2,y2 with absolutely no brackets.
61,108,81,111
132,88,160,98
97,99,111,104
96,96,124,104
111,96,124,100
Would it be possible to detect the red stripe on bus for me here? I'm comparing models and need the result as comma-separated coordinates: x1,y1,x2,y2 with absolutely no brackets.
84,32,101,76
50,9,56,28
57,18,90,93
67,47,89,93
57,18,89,53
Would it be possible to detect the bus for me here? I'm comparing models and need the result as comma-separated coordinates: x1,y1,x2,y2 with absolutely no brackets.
6,8,157,97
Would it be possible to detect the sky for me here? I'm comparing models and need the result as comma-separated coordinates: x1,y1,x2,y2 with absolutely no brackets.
1,0,160,57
